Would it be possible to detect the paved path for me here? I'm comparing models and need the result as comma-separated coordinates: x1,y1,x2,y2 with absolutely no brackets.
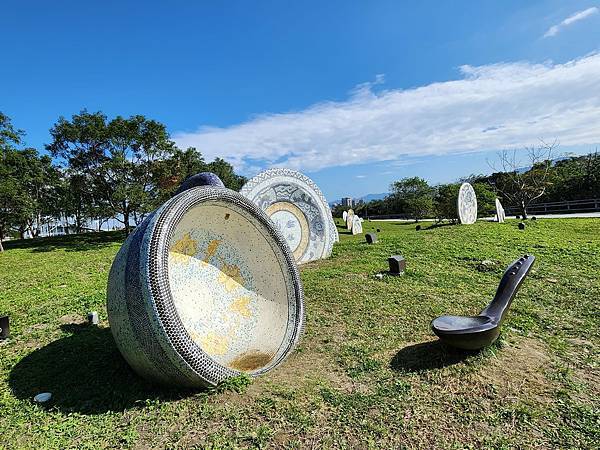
371,212,600,222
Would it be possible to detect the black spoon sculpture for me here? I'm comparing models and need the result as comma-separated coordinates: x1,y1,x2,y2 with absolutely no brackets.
431,254,535,350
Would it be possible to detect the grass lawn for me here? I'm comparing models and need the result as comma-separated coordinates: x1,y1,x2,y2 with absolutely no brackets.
0,218,598,449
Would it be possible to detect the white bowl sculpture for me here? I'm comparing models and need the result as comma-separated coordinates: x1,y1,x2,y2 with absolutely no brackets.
240,168,338,264
495,198,506,223
107,183,304,388
346,209,354,231
351,216,363,235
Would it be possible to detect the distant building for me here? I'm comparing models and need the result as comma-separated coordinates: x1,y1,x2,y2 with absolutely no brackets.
341,197,353,207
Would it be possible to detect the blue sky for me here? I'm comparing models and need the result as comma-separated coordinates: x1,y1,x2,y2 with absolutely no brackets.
3,1,600,200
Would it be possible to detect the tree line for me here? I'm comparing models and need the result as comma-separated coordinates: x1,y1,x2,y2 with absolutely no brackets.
0,110,246,251
336,144,600,221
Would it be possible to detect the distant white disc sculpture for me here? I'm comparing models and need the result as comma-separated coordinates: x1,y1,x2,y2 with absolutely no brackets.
342,211,348,222
240,168,338,264
457,183,477,224
346,209,354,230
352,216,363,235
495,198,505,223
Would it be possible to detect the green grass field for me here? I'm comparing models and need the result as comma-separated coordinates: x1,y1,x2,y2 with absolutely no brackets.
1,218,598,449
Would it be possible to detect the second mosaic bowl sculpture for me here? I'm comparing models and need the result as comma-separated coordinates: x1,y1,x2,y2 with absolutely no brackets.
107,176,304,388
240,168,338,264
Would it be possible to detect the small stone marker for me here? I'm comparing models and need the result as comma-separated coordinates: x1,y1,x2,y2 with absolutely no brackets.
365,233,378,244
388,255,406,275
518,222,526,230
342,211,348,222
0,315,9,339
87,311,99,325
34,392,52,403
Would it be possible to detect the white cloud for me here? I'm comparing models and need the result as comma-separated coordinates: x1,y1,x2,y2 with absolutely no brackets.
173,53,600,174
543,7,598,38
355,174,366,179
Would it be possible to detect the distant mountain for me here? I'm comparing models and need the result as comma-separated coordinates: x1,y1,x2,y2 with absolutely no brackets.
329,192,389,207
515,156,569,174
360,192,389,203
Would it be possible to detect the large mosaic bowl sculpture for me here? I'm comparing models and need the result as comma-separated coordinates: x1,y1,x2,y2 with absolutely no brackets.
240,168,338,264
457,183,478,224
107,184,304,388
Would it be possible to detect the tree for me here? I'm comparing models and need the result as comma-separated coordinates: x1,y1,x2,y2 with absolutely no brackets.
47,111,176,234
472,183,497,217
47,110,109,232
151,147,207,205
99,115,175,233
389,177,434,220
60,172,95,233
433,183,460,222
543,152,600,202
488,142,556,219
206,157,246,191
0,113,27,250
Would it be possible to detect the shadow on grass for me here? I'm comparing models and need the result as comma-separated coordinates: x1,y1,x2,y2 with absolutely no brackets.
391,222,418,226
3,231,125,253
390,340,479,373
9,323,200,415
424,221,458,231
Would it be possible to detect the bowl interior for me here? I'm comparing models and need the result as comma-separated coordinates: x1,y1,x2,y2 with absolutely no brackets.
167,201,291,373
432,315,492,332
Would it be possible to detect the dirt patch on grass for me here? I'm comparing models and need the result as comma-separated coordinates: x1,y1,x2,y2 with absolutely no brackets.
476,338,554,403
58,313,86,325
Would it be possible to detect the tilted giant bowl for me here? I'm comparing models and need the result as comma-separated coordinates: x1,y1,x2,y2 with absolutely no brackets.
107,185,304,388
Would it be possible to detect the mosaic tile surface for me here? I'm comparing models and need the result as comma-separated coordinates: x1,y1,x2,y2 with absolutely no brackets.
351,216,363,235
107,188,304,387
346,209,355,231
240,168,338,264
457,182,478,225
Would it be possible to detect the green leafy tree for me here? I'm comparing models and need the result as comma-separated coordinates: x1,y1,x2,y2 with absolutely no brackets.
0,113,23,250
389,177,434,220
0,150,30,247
206,157,247,191
100,115,175,232
433,183,460,222
0,114,58,248
472,182,496,217
59,173,95,233
544,152,600,202
47,110,109,232
48,111,175,234
151,147,208,204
